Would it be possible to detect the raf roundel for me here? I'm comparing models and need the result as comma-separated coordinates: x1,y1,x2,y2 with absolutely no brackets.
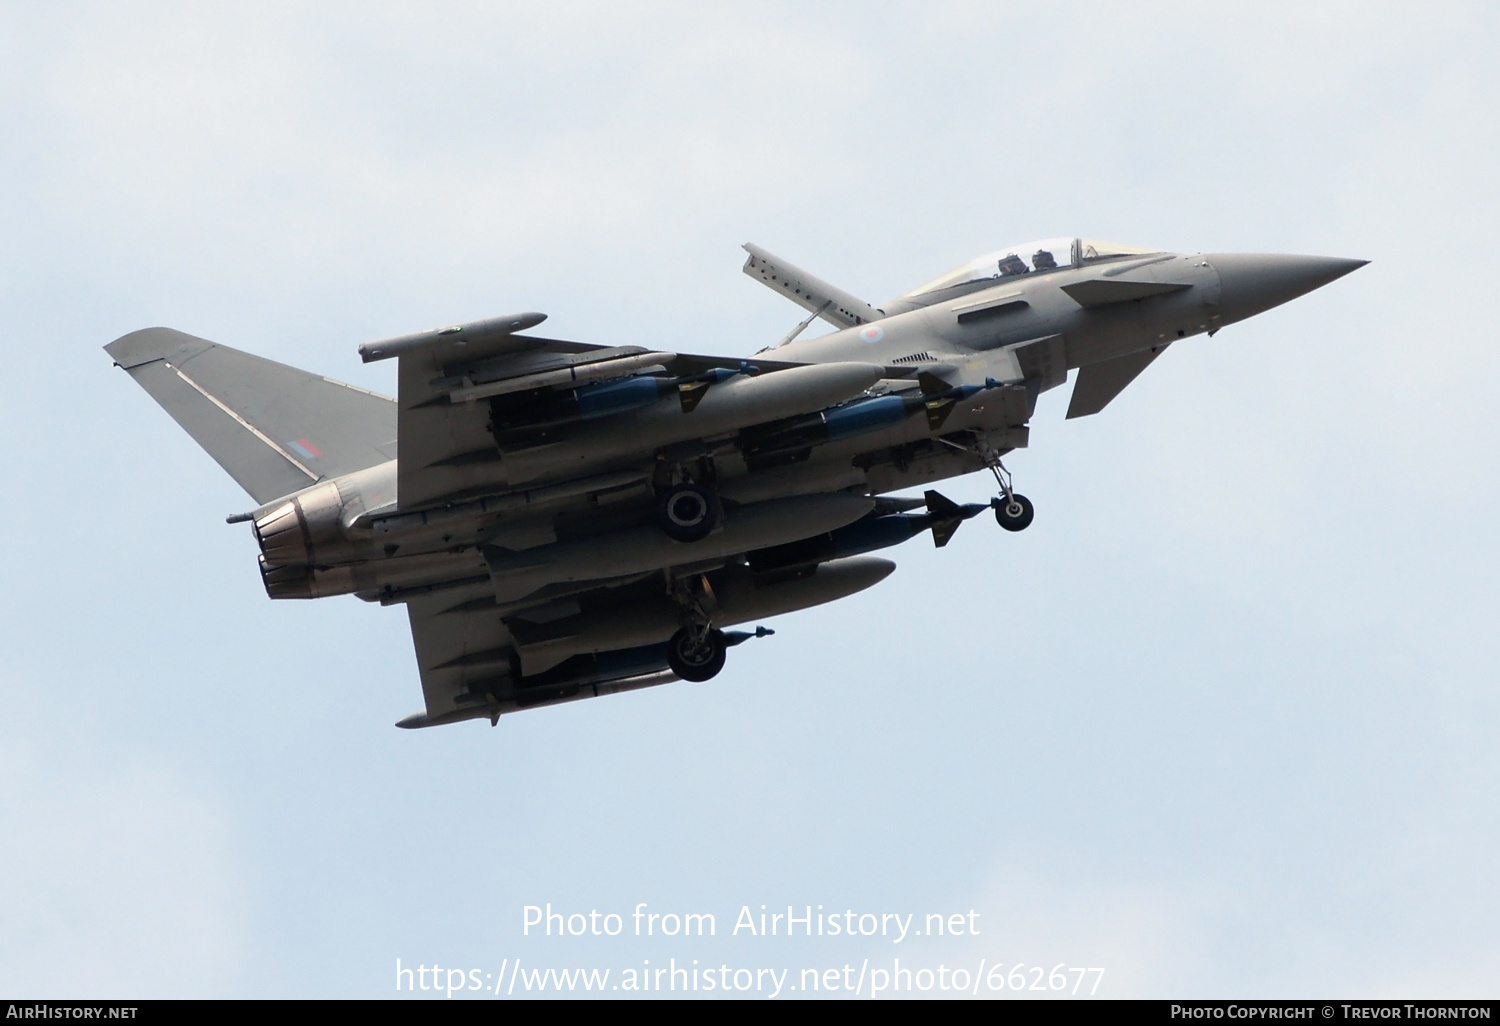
859,325,885,344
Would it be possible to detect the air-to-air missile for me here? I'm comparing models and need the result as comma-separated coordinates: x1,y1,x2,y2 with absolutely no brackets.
394,634,751,727
485,491,876,602
106,236,1366,728
396,554,898,727
505,555,896,675
492,360,888,483
746,490,992,576
488,364,743,436
739,375,1006,467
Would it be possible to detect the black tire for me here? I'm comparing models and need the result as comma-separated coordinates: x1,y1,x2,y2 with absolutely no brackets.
994,493,1035,532
657,483,721,542
667,628,727,682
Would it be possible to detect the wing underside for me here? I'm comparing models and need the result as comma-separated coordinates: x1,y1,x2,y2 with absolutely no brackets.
387,324,790,725
392,327,804,511
400,579,679,728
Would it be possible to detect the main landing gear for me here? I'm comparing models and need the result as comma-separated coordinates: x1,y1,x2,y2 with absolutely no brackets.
667,624,727,681
657,482,721,542
666,571,726,681
666,623,775,682
664,571,773,682
654,453,723,542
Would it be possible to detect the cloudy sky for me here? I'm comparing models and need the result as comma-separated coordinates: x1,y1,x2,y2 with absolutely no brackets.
1,2,1496,999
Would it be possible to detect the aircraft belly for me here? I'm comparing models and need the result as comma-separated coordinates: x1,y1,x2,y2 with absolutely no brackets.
352,550,489,599
499,376,1022,506
510,557,894,674
863,446,992,495
486,492,876,603
717,461,867,505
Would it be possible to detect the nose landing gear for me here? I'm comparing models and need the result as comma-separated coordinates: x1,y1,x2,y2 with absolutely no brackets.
992,492,1034,531
970,436,1034,532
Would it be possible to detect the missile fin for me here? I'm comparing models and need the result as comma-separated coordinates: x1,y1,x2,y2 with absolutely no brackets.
923,490,961,518
924,398,956,431
917,371,953,395
930,517,963,548
678,380,711,413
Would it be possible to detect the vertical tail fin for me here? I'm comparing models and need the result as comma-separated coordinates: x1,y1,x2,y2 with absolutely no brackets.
105,327,398,505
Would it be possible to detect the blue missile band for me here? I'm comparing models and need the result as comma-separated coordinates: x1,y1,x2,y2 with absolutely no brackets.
576,368,738,421
575,376,668,420
829,513,929,558
827,502,990,559
822,396,911,440
594,642,672,678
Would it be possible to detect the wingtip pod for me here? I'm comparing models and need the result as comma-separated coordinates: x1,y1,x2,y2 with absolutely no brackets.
396,706,500,729
922,489,990,548
358,311,548,363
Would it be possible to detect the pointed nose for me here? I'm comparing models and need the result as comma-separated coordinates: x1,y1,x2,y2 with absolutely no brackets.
1206,253,1368,325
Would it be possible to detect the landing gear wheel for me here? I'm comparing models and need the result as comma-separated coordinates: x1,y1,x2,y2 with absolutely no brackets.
994,493,1034,532
657,483,721,542
667,627,727,682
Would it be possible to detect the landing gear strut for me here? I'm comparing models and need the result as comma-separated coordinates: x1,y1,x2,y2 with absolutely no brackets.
665,572,725,681
662,571,773,682
975,437,1034,532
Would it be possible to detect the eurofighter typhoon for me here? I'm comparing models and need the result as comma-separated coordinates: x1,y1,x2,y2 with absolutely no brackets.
106,240,1364,728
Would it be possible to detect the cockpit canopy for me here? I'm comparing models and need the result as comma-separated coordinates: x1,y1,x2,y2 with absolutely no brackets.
903,238,1161,298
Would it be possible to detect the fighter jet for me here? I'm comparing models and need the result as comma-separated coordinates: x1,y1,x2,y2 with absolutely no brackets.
105,238,1364,728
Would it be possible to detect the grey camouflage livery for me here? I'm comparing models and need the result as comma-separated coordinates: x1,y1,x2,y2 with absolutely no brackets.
105,238,1364,728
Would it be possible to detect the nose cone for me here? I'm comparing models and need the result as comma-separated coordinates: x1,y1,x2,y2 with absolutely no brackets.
1207,253,1368,326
